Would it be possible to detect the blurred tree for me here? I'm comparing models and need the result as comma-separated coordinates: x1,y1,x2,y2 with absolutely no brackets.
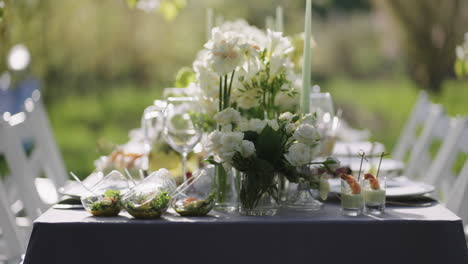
373,0,468,93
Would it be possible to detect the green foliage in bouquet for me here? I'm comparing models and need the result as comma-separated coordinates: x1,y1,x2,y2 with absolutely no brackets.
238,49,297,119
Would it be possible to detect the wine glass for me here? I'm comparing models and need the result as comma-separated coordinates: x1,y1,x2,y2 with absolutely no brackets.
163,97,204,182
309,87,336,156
141,100,167,147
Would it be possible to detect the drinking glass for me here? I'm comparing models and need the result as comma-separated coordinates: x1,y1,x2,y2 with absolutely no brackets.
309,90,336,156
141,100,167,146
309,91,335,131
340,179,363,216
362,176,386,215
163,97,203,182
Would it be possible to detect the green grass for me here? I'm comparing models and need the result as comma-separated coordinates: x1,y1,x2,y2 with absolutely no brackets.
326,78,468,150
47,84,163,177
46,78,468,178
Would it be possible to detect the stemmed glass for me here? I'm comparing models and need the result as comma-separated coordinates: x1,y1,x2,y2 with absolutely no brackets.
163,97,203,182
309,89,336,156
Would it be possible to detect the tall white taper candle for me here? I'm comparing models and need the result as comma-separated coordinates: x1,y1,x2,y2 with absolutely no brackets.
301,0,312,113
206,8,213,41
276,6,283,33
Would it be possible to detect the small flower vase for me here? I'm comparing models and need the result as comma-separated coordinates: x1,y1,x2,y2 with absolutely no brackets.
238,172,280,216
213,164,238,212
285,181,323,211
284,166,324,211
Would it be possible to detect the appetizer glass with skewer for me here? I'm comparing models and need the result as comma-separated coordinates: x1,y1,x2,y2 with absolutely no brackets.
172,166,216,216
122,168,177,219
81,170,129,217
362,173,386,214
340,174,364,216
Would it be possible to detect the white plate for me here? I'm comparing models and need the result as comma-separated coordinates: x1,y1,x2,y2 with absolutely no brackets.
329,178,435,198
333,141,385,157
337,158,405,176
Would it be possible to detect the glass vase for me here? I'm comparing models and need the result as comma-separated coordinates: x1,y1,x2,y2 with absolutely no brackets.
238,172,280,216
285,182,323,211
213,164,238,212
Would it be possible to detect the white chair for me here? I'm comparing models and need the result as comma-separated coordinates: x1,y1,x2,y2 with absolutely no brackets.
0,92,67,217
0,120,46,219
392,91,431,162
403,105,453,180
0,180,26,264
424,117,467,196
447,161,468,221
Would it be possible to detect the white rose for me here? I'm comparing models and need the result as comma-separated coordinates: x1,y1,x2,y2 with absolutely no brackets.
284,142,313,167
247,119,267,133
220,131,244,156
206,130,223,153
302,113,317,126
293,124,321,146
285,123,296,134
279,112,294,122
266,119,279,131
214,108,241,126
219,132,244,162
239,140,256,158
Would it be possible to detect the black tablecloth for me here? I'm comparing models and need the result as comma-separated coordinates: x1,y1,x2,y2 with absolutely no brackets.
24,203,468,264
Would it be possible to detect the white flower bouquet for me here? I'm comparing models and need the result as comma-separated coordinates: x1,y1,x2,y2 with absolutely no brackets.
189,19,301,122
206,108,339,214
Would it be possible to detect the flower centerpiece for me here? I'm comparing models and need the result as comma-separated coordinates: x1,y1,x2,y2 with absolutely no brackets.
187,20,303,211
206,109,337,215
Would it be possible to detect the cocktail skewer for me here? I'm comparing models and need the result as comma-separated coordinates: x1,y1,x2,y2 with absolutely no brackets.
376,152,388,179
357,150,367,181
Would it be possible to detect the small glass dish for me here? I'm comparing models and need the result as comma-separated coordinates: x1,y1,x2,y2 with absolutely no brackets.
172,167,216,216
122,169,176,219
81,170,129,217
340,176,363,216
362,175,386,215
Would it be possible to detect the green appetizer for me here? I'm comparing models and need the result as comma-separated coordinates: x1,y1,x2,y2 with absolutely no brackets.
173,192,216,217
84,190,122,217
123,192,171,219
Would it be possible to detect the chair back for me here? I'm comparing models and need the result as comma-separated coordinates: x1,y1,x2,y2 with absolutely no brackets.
0,93,67,217
392,91,431,162
426,118,468,218
403,105,453,180
0,180,26,262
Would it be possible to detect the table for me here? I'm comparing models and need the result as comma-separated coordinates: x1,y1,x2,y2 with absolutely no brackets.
23,203,468,264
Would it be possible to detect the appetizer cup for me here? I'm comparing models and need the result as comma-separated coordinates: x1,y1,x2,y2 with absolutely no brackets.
81,170,129,217
122,168,176,219
340,176,363,216
362,175,386,215
172,167,216,216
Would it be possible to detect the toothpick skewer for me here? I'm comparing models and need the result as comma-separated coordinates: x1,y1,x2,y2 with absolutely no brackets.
123,168,137,186
358,150,367,181
69,172,97,195
376,152,387,179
